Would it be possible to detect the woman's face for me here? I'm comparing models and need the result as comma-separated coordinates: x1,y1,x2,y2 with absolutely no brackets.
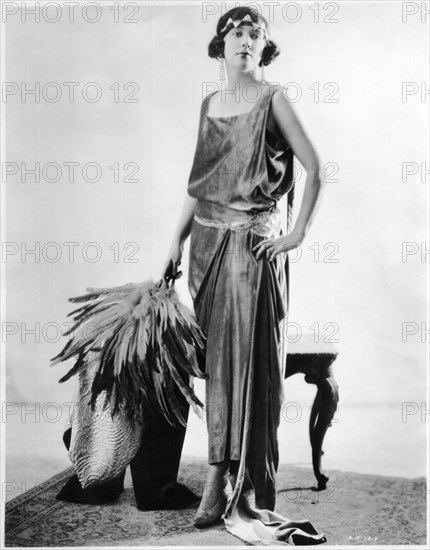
222,23,267,70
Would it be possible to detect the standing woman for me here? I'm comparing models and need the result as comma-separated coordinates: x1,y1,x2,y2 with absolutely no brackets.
163,6,327,546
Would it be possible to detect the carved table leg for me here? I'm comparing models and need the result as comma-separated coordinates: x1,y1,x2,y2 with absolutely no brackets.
305,368,339,490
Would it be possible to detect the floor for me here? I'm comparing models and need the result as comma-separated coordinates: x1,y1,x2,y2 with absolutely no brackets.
4,395,427,504
5,460,427,546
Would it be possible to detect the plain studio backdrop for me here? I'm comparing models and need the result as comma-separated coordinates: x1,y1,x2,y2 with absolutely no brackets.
2,0,428,491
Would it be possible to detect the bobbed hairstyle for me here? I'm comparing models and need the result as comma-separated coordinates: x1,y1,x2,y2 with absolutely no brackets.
208,6,280,67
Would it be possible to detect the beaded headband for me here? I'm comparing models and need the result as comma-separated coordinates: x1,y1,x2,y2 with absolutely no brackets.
219,14,269,41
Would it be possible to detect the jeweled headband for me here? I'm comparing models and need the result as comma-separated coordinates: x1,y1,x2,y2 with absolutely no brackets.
219,14,269,41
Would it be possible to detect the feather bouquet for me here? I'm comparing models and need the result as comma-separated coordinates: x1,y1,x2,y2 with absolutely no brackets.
51,279,207,428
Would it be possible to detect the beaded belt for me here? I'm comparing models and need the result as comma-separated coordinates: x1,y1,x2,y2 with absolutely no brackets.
194,202,281,239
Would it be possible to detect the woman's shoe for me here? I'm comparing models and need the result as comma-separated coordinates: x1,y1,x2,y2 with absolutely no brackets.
193,474,229,528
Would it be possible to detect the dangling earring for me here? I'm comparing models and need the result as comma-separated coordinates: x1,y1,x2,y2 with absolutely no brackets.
260,64,266,83
219,57,225,83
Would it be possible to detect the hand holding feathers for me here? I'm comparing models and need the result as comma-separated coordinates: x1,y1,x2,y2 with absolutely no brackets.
50,279,207,428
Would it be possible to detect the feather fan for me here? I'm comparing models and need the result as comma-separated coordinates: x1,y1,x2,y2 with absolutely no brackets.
50,279,207,428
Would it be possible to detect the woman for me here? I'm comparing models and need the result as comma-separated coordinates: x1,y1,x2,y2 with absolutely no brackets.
163,7,327,546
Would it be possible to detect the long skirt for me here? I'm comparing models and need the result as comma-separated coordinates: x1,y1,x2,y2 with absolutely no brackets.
188,200,327,546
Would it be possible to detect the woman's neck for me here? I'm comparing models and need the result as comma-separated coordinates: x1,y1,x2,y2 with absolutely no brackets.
222,77,266,93
222,67,265,91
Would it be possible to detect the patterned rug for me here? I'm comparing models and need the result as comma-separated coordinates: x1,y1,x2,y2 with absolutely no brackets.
5,458,427,546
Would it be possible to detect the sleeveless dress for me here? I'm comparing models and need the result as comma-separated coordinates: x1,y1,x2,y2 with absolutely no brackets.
187,83,327,546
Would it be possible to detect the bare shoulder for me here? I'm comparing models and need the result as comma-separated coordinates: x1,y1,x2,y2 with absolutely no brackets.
205,90,217,102
270,84,301,127
268,83,321,170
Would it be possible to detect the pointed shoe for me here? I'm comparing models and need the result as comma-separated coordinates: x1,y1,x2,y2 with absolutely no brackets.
193,474,229,528
193,491,227,528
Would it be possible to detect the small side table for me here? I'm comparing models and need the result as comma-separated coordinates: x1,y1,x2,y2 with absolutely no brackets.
285,335,339,490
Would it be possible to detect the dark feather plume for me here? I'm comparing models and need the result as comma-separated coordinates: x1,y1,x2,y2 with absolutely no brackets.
51,280,207,427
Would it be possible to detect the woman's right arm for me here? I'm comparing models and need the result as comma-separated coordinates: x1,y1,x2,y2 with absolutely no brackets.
171,193,197,246
162,194,197,283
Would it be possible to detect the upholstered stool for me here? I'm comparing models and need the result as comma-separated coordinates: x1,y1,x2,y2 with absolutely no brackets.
285,334,339,490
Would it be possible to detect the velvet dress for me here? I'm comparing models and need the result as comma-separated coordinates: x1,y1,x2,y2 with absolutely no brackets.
186,83,327,545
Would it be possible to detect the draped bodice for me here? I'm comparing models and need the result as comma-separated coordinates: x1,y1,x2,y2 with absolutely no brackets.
187,83,295,214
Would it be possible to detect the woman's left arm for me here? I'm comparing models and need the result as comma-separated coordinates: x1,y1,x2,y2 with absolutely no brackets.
253,87,325,261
